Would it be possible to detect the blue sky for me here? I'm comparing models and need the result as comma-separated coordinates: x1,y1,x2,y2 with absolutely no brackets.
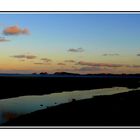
0,13,140,74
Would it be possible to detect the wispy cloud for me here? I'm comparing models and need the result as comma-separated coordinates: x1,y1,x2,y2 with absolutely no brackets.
64,60,76,63
55,66,109,74
40,58,52,62
0,37,10,42
76,61,124,68
34,62,44,65
76,61,140,68
11,55,26,59
11,54,37,59
57,63,66,65
102,53,119,56
68,47,84,53
3,25,29,35
130,65,140,68
26,55,36,59
78,66,101,72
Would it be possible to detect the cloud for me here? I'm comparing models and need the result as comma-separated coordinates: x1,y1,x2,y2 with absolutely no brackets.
40,58,52,62
34,63,44,65
26,55,36,59
76,61,140,68
3,25,29,35
103,53,119,56
68,47,84,53
137,54,140,56
57,63,66,65
78,66,101,72
65,60,76,63
77,66,119,74
76,61,124,68
129,65,140,68
0,37,10,42
11,54,37,59
55,66,110,74
12,55,26,59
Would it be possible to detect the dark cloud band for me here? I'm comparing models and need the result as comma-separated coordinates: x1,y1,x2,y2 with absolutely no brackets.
11,54,37,59
68,48,84,52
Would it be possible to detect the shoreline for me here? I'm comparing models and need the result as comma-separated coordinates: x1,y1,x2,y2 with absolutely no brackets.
0,76,139,99
3,89,140,126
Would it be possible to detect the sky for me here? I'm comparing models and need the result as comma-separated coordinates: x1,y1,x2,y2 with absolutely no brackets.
0,13,140,74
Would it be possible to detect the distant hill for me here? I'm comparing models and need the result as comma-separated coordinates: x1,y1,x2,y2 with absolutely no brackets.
53,72,140,77
39,72,48,75
54,72,81,76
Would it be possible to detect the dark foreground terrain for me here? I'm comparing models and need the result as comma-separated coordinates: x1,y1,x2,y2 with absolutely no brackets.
4,89,140,126
0,74,140,99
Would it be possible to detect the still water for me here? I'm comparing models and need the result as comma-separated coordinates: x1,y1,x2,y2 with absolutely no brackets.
0,87,139,125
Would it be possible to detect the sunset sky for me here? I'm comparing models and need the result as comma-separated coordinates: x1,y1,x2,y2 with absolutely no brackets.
0,13,140,74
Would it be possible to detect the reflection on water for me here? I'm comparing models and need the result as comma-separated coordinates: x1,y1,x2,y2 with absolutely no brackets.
0,87,139,125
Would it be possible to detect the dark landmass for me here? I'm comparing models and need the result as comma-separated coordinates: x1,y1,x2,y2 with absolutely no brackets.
40,72,48,75
4,89,140,126
54,72,81,75
0,73,139,99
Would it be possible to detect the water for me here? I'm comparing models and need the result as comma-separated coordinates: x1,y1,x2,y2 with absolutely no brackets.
0,87,139,125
